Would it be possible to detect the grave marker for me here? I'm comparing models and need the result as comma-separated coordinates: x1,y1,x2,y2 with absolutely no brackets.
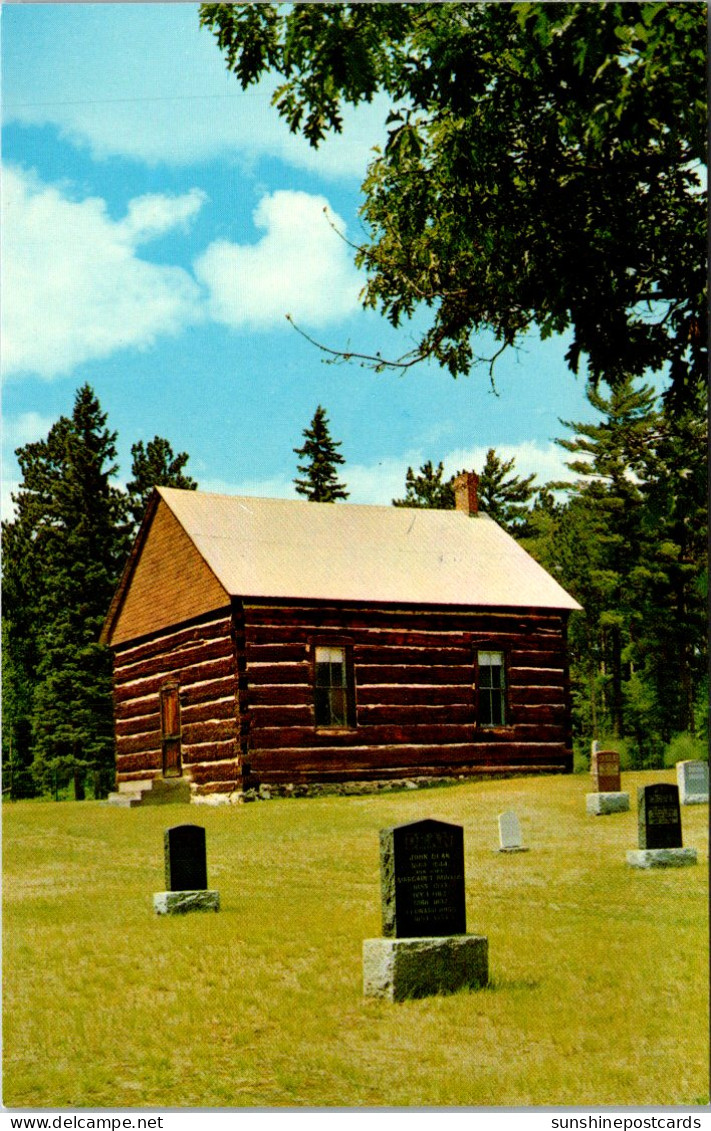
380,819,466,938
676,760,709,806
626,783,697,869
497,811,528,853
153,824,220,914
165,824,208,891
586,746,629,815
364,818,487,1001
638,783,682,849
592,749,621,793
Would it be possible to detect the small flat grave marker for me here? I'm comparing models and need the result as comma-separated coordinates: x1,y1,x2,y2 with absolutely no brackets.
677,760,709,806
497,811,528,853
154,824,220,915
380,818,466,938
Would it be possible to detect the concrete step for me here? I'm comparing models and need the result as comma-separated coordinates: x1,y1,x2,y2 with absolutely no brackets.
107,792,143,808
113,776,192,806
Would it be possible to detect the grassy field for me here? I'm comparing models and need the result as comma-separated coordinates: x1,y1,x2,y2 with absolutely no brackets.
3,770,708,1109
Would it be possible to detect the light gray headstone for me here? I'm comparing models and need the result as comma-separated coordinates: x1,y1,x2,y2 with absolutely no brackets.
676,760,709,805
497,810,528,852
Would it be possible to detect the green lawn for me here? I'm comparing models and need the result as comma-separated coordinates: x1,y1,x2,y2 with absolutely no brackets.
3,770,708,1108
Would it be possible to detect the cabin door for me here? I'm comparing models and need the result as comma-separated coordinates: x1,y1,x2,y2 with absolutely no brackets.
160,682,182,777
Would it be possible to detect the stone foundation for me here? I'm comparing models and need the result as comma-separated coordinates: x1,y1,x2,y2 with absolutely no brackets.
362,935,488,1002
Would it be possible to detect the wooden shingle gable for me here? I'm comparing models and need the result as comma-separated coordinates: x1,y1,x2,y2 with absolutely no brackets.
101,491,230,648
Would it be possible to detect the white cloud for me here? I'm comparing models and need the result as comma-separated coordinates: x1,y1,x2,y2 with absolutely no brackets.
194,191,362,330
120,190,207,243
1,166,206,379
3,5,387,177
440,440,571,489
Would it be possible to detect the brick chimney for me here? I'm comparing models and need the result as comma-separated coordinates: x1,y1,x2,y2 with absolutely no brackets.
453,471,479,516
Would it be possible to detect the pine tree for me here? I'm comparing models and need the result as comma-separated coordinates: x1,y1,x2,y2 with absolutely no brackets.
392,461,454,509
3,385,126,799
477,449,537,535
293,406,349,502
550,378,661,747
126,435,197,535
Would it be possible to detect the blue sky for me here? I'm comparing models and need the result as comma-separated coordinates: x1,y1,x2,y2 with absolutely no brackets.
2,3,638,517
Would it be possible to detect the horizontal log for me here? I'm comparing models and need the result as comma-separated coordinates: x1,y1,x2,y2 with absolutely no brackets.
183,739,236,765
243,603,564,634
249,722,490,748
116,750,161,774
116,710,161,738
187,759,242,785
114,635,235,685
248,704,314,728
244,642,309,664
508,650,565,669
509,704,567,725
248,741,570,777
357,703,475,726
182,719,237,746
355,683,472,707
180,697,237,727
113,655,236,703
352,644,473,666
185,676,238,708
508,667,567,687
116,730,160,756
353,664,474,685
511,686,567,706
248,684,311,708
113,614,233,666
245,662,310,685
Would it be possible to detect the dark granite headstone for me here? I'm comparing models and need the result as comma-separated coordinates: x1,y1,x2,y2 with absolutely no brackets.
637,784,682,850
164,824,208,891
380,818,466,939
592,749,621,793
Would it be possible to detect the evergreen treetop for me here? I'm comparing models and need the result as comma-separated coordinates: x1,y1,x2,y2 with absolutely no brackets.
293,405,349,502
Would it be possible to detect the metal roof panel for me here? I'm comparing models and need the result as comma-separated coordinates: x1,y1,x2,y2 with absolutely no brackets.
156,488,581,611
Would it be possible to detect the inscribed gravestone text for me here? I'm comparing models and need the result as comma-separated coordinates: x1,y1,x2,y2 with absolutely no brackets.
592,749,621,793
637,784,682,850
380,819,466,938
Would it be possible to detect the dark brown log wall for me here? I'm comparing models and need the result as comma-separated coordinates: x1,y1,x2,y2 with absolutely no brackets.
112,611,243,795
240,601,574,785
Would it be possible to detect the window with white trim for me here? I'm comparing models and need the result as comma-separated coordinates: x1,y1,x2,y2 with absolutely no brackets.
477,650,506,726
314,644,354,728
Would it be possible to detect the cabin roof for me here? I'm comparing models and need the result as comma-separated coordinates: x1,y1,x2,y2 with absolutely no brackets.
148,486,581,611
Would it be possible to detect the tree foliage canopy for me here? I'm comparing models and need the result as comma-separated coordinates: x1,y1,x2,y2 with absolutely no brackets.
201,2,707,401
2,391,199,800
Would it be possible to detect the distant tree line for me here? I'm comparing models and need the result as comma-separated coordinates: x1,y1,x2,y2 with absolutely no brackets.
2,384,197,801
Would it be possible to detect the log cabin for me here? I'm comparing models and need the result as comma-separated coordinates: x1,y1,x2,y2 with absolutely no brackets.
100,474,581,803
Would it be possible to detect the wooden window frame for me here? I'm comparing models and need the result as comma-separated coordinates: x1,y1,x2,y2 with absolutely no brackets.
475,649,511,730
311,639,357,732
